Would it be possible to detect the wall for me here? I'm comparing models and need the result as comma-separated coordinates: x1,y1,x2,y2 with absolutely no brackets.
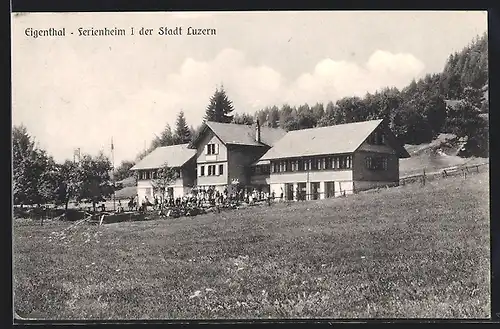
353,180,399,192
250,174,271,186
352,150,400,183
356,139,398,154
268,170,353,199
136,175,186,203
268,169,353,184
182,158,197,187
195,130,228,187
195,130,228,163
227,145,269,186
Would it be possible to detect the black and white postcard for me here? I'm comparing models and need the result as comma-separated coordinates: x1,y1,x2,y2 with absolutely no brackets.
11,10,491,321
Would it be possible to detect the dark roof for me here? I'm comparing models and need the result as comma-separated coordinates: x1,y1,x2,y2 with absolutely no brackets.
191,121,287,148
259,119,409,160
130,144,196,170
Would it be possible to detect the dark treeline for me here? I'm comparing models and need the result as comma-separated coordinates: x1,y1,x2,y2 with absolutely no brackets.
126,33,488,179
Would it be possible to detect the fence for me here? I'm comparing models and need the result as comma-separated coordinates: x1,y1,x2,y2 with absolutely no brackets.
399,162,488,187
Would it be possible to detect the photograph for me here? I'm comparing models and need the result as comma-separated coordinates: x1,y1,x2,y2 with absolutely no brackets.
11,10,490,320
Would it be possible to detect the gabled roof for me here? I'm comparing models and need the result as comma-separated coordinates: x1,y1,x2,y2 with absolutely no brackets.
259,119,409,160
190,121,287,148
130,144,196,170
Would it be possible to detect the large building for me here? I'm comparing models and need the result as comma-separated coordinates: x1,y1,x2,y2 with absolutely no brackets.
130,143,197,202
130,118,410,204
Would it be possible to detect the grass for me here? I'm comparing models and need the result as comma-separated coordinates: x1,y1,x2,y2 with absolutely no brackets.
400,133,488,177
13,170,490,320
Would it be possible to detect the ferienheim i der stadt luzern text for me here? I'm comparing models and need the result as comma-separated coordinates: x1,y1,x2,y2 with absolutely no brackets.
24,26,217,38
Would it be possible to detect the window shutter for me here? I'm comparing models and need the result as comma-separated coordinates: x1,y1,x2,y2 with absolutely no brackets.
215,164,219,176
205,145,208,155
215,144,219,154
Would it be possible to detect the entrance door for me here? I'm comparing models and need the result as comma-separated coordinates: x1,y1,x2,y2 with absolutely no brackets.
311,182,320,200
325,181,335,198
285,183,294,201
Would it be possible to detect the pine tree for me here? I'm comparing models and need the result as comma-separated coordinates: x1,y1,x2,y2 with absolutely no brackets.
204,85,235,123
159,124,174,146
174,111,191,144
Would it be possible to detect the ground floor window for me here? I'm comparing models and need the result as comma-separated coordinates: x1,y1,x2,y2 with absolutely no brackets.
311,182,320,200
297,182,306,201
325,181,335,198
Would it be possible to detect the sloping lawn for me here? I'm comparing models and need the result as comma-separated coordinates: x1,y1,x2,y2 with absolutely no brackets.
13,171,490,320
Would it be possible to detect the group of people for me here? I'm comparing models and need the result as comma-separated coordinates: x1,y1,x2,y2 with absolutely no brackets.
120,187,289,215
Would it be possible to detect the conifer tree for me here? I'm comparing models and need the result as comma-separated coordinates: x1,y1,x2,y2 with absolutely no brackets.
174,111,191,144
204,85,235,123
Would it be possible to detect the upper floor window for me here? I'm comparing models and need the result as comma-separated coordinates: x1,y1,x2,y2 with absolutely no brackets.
206,143,218,155
366,156,388,171
367,131,386,145
270,155,352,173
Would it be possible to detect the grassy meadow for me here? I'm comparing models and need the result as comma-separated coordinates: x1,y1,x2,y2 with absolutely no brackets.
13,170,490,320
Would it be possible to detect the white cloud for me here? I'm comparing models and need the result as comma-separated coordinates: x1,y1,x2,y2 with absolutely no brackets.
13,47,425,164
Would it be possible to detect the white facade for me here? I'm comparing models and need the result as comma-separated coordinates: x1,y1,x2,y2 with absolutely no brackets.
269,169,354,200
136,178,189,204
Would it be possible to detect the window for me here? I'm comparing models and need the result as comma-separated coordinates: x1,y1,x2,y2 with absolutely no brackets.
200,165,205,176
339,157,346,169
207,165,216,176
346,155,352,169
367,131,385,145
382,157,388,170
325,157,332,169
219,164,224,175
272,162,278,173
325,182,335,198
366,155,388,171
206,143,218,155
311,182,320,200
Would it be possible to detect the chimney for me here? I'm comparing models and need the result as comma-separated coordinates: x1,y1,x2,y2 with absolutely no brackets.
255,119,261,143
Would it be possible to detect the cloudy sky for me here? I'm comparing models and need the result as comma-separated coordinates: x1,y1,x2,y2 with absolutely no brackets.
11,11,487,164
